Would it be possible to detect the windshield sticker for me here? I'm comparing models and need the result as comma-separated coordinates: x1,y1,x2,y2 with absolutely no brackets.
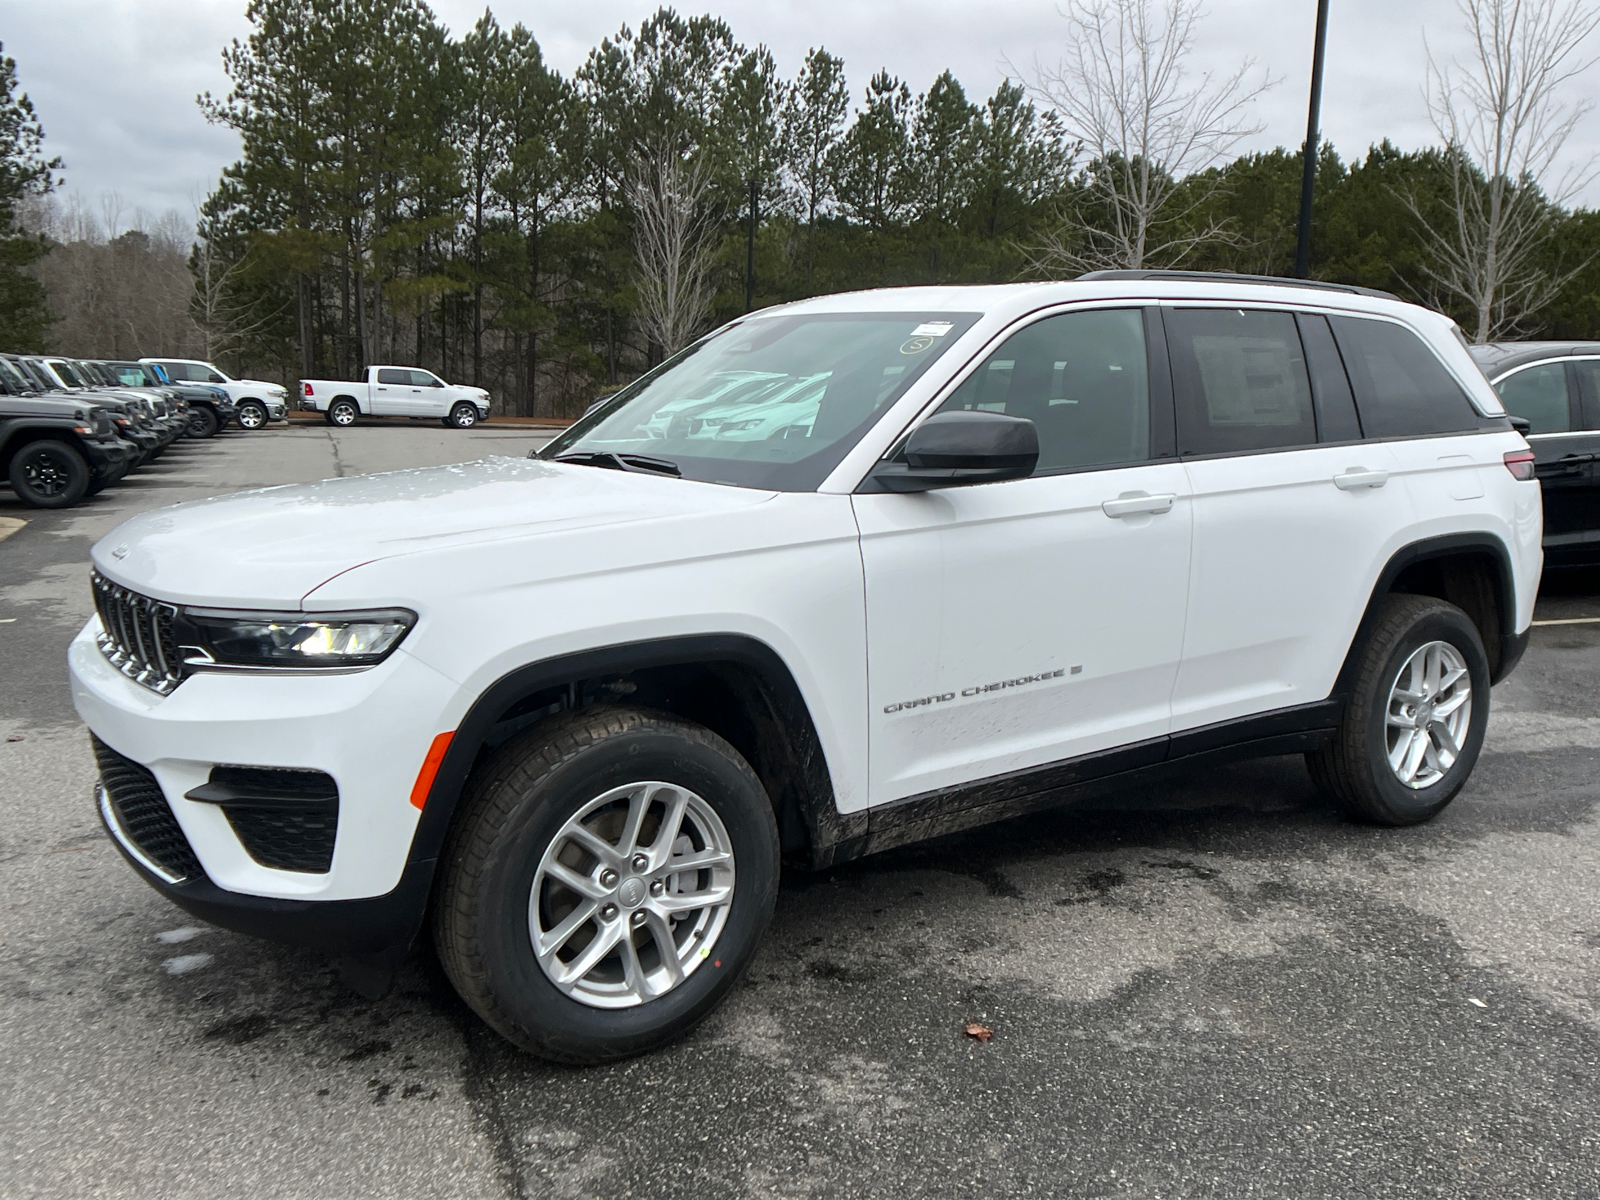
911,322,954,337
900,337,935,355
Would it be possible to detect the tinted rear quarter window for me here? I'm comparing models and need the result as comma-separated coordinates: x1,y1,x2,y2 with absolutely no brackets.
1166,308,1317,455
1329,317,1478,437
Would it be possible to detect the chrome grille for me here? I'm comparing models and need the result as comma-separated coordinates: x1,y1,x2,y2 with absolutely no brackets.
91,570,184,695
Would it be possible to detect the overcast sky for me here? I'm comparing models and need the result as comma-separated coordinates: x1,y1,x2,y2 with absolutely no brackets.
7,0,1600,228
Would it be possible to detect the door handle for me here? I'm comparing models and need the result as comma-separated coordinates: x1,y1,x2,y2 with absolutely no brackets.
1102,491,1176,518
1333,468,1388,490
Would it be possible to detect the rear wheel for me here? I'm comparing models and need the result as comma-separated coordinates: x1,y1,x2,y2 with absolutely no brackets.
1307,593,1490,825
326,399,359,427
185,405,220,439
433,706,779,1063
236,400,268,430
8,440,90,509
448,402,479,429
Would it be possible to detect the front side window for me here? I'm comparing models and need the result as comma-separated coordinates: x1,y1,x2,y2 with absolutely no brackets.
1167,308,1316,455
543,312,979,491
409,370,443,387
934,307,1150,472
1329,316,1479,438
1494,363,1571,433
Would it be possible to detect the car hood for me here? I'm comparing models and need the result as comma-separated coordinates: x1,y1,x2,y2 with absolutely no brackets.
91,456,773,607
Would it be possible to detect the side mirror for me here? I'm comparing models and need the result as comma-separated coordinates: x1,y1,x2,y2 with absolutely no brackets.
868,410,1040,493
1507,415,1532,436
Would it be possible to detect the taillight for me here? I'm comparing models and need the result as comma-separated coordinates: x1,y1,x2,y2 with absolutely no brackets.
303,382,313,396
1503,449,1536,481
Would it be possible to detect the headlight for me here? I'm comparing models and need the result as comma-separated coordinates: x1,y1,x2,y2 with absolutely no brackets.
177,607,416,670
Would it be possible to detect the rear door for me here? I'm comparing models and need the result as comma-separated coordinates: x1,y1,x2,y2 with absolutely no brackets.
854,306,1193,805
371,368,414,416
1166,307,1414,731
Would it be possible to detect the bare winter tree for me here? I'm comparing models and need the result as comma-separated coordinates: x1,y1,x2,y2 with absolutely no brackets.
1024,0,1273,273
190,230,285,363
627,149,718,356
1411,0,1600,341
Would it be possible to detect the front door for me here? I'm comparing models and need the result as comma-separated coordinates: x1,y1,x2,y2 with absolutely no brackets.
854,307,1192,806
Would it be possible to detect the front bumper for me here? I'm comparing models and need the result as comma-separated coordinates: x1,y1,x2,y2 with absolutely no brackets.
70,619,459,905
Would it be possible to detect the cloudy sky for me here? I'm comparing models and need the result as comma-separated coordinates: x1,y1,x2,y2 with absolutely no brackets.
7,0,1600,227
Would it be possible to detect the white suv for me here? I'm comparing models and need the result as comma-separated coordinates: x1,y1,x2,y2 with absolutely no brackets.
141,358,289,429
74,273,1540,1062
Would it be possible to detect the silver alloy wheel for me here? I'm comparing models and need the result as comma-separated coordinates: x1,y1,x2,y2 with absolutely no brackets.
1385,639,1473,789
238,402,266,428
331,402,356,426
529,781,735,1009
451,404,477,428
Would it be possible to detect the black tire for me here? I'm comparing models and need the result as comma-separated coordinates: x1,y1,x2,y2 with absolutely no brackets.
236,400,269,430
185,405,220,439
448,402,479,429
433,706,780,1063
326,399,359,427
7,440,90,509
1307,593,1491,826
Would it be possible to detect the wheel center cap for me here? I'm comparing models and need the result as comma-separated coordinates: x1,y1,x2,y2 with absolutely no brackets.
617,877,647,908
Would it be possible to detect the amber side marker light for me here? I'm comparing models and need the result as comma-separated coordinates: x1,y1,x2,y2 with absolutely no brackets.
410,731,455,809
1503,450,1536,481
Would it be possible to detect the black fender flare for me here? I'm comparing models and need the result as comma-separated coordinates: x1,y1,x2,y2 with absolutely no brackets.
1333,531,1523,698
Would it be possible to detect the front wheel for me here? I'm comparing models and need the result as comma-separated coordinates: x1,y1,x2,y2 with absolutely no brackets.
236,400,268,430
185,405,220,439
448,402,479,429
1307,593,1491,825
433,707,780,1063
8,440,90,508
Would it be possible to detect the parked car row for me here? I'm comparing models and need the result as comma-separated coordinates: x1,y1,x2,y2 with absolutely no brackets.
1,354,230,510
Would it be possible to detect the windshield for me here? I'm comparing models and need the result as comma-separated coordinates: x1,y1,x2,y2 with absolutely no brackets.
106,361,153,387
541,311,979,491
46,360,85,387
0,358,31,393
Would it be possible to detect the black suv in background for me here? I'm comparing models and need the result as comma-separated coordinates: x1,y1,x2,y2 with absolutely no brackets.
0,359,132,507
1469,342,1600,568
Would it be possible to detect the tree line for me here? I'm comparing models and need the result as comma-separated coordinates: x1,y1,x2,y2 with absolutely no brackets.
4,2,1600,416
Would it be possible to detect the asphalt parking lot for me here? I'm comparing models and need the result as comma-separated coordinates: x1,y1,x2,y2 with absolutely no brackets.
3,424,1600,1199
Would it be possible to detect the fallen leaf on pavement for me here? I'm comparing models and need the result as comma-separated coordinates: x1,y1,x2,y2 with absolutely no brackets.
963,1022,993,1042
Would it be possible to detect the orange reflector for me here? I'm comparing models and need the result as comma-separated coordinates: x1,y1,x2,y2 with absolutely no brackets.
410,731,455,810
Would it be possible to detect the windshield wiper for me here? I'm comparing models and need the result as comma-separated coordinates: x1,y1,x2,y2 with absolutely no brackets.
553,450,682,477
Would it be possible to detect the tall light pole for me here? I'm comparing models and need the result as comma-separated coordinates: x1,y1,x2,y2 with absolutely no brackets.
1294,0,1331,278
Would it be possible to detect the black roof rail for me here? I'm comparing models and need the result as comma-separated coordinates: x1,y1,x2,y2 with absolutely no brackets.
1077,269,1400,302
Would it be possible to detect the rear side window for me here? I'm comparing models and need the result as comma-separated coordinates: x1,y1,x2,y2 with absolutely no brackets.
377,368,410,385
935,307,1151,473
1563,360,1600,430
1329,317,1478,437
1166,308,1316,455
1494,363,1571,433
155,361,193,382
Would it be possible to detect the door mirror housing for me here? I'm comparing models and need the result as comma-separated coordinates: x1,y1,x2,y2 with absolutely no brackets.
867,410,1040,493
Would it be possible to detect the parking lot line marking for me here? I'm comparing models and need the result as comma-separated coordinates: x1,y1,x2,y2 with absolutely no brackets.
1531,617,1600,626
0,517,26,543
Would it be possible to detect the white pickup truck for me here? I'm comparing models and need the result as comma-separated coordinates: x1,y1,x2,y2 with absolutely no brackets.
300,366,492,428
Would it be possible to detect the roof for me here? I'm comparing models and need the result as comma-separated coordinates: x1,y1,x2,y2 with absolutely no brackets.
1466,340,1600,378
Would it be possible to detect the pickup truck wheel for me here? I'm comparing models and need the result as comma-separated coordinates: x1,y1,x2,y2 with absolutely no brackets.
1306,594,1490,826
448,402,479,429
185,405,220,439
8,440,90,508
433,706,780,1063
236,400,268,430
326,399,358,427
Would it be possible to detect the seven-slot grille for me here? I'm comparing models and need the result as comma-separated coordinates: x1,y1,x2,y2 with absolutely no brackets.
91,570,185,695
